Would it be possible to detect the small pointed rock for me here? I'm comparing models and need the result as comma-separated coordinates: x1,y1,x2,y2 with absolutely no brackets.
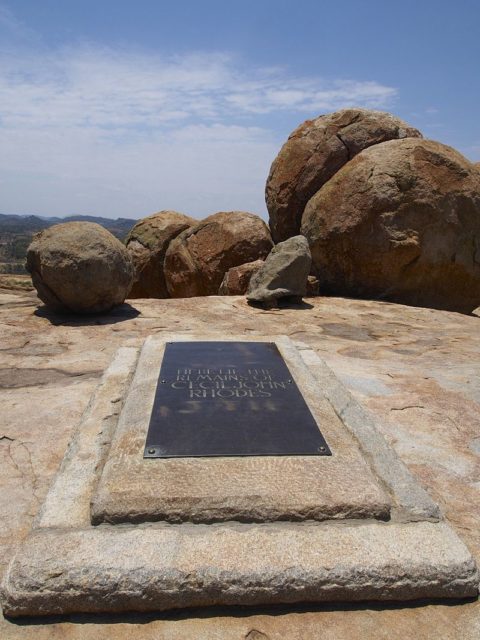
246,235,311,304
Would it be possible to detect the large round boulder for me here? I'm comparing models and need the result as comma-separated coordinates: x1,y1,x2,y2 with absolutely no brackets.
126,210,195,298
301,138,480,313
26,222,134,314
266,108,422,242
164,211,273,297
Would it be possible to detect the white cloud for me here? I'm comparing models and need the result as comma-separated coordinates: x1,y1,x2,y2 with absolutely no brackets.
0,46,397,130
0,43,398,219
227,78,397,115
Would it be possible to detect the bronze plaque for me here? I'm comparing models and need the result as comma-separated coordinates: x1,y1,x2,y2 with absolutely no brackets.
144,341,331,458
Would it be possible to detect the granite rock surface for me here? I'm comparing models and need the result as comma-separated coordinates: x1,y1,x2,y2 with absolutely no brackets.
0,287,479,638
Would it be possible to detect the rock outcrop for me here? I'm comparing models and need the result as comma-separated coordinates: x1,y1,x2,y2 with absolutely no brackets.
26,222,134,314
218,259,264,295
266,108,422,242
301,138,480,313
247,235,311,304
2,289,480,636
126,211,195,298
165,211,273,297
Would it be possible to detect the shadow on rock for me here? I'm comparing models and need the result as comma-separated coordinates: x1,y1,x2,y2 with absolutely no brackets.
247,297,313,311
34,302,141,326
7,596,477,627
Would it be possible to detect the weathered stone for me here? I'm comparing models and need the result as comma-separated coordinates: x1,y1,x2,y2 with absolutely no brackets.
164,211,273,297
247,236,311,303
218,260,264,295
26,222,134,314
2,521,477,616
266,108,422,242
301,138,480,313
126,210,195,298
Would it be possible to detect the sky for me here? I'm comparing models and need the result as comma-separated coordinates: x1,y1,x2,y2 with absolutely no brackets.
0,1,479,221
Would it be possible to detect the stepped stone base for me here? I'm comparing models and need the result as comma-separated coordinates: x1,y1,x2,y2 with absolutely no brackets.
1,335,478,617
2,522,478,616
91,335,391,525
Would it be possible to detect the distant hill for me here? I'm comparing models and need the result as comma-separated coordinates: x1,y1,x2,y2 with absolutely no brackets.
0,213,136,275
0,213,136,237
0,214,52,233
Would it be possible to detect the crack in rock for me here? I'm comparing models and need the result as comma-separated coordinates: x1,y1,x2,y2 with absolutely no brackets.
3,439,42,516
390,405,425,411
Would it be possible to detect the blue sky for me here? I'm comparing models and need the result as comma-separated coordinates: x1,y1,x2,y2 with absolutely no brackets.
1,0,479,220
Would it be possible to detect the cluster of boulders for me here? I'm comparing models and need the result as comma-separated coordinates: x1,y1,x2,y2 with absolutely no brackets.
163,211,273,297
267,108,480,313
266,108,423,243
26,107,480,314
26,210,276,314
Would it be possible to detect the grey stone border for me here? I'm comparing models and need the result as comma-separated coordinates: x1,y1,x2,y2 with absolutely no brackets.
297,344,441,521
2,521,478,616
36,345,140,529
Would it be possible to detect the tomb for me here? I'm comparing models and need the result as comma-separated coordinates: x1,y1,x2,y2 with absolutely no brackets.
1,335,478,616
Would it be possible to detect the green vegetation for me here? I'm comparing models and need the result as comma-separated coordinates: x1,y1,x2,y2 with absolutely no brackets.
0,274,34,291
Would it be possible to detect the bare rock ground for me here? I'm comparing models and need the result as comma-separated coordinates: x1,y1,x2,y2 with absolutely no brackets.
0,287,479,638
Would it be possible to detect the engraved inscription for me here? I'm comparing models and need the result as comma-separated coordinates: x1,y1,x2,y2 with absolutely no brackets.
170,367,291,399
